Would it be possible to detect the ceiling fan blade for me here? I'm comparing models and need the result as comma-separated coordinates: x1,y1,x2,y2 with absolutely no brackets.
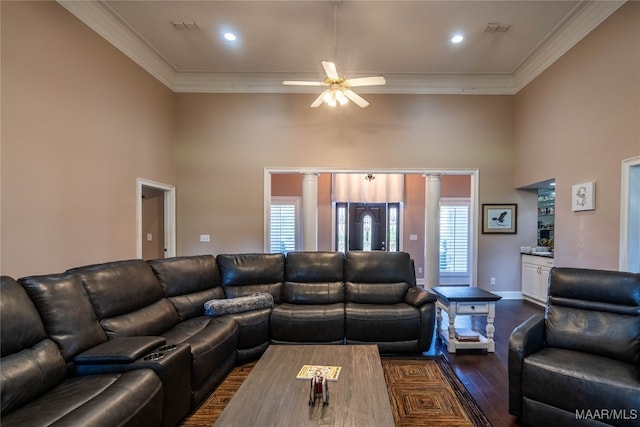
344,89,370,108
310,90,328,108
321,61,339,80
346,76,386,87
283,80,323,86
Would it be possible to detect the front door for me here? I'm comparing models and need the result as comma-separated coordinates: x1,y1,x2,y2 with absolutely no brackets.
348,203,387,251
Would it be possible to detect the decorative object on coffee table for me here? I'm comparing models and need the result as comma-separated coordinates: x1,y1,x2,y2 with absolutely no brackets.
432,286,502,353
309,369,328,406
296,365,342,381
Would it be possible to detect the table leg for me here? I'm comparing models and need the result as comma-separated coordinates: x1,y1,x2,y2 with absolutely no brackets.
486,302,496,352
436,305,442,341
447,309,456,353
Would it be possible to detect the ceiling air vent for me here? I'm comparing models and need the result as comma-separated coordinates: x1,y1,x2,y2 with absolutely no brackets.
484,23,511,33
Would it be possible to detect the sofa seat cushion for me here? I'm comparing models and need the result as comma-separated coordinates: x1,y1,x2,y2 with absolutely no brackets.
345,303,420,342
1,369,162,427
161,317,238,389
270,303,345,342
523,347,639,417
204,293,274,317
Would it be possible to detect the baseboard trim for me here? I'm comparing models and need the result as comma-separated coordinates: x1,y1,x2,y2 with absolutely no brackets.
492,291,523,300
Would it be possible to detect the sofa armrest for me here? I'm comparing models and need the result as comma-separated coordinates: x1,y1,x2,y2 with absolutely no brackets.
73,336,166,365
508,314,546,418
404,286,437,308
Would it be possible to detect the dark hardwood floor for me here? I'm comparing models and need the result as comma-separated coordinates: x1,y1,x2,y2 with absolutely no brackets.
425,299,544,427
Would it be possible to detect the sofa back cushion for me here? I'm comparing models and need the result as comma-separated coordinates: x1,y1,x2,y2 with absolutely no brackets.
149,255,225,321
283,252,344,304
69,260,179,339
217,253,284,303
345,251,414,304
1,276,67,415
19,273,107,362
546,267,640,364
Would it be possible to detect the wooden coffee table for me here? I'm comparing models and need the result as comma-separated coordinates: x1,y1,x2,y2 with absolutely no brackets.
213,345,394,426
432,286,502,353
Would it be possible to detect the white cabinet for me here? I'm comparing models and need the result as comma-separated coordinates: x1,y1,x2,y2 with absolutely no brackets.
521,254,554,305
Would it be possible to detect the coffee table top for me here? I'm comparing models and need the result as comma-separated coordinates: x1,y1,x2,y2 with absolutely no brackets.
432,286,502,302
214,345,394,427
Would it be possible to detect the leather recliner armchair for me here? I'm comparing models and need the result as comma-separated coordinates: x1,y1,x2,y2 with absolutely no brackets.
509,267,640,427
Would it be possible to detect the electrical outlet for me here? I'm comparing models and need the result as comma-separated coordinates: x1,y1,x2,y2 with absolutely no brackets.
490,277,496,285
418,267,423,274
199,234,211,242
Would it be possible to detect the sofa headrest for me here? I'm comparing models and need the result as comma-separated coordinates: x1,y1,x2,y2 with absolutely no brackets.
345,251,415,285
68,259,165,320
0,276,47,357
285,252,344,282
19,273,107,362
217,253,285,286
549,267,640,314
149,255,221,296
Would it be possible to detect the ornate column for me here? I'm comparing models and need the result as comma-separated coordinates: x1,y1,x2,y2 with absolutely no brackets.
301,172,319,251
424,174,441,289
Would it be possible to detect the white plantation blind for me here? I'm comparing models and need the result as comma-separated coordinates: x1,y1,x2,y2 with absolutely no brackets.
270,197,301,253
439,199,470,274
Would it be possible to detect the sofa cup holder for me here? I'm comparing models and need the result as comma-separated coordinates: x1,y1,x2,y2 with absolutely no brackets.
143,352,164,361
157,344,177,352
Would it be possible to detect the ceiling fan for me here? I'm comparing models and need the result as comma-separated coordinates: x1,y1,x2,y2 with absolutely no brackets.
283,60,386,108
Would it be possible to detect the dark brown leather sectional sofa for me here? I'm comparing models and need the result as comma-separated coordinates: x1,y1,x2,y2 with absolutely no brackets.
1,251,436,426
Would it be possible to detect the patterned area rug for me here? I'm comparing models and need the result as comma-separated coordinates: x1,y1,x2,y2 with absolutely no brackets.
180,356,491,427
383,357,491,427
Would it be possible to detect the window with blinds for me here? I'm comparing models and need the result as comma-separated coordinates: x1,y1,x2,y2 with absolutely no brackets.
439,199,470,276
270,197,301,253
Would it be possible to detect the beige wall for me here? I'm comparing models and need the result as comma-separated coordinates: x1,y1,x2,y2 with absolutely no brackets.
175,93,529,291
3,1,635,289
514,2,640,270
0,1,176,277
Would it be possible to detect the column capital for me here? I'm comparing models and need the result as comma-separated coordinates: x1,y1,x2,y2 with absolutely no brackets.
423,173,442,181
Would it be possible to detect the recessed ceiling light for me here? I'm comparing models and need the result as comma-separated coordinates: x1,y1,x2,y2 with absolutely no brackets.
451,34,464,44
224,32,237,42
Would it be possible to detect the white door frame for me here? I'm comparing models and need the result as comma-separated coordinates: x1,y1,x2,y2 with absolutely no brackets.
136,178,176,259
264,167,479,287
619,156,640,272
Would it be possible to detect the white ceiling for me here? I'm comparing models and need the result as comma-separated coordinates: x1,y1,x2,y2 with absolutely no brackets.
59,0,624,94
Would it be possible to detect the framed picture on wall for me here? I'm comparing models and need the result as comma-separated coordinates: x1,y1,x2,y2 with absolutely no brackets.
572,181,595,211
482,204,517,234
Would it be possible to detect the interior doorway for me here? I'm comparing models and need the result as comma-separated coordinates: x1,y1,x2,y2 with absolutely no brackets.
265,169,479,287
136,178,176,260
620,156,640,272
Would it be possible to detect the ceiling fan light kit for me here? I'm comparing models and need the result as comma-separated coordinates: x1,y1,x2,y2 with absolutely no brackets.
283,60,386,108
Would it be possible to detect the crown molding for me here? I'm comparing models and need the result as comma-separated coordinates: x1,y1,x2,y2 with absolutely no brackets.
57,0,176,88
173,72,517,95
513,0,625,91
58,0,623,95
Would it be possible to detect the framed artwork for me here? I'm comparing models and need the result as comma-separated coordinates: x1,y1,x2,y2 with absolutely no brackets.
572,181,595,211
482,204,517,234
